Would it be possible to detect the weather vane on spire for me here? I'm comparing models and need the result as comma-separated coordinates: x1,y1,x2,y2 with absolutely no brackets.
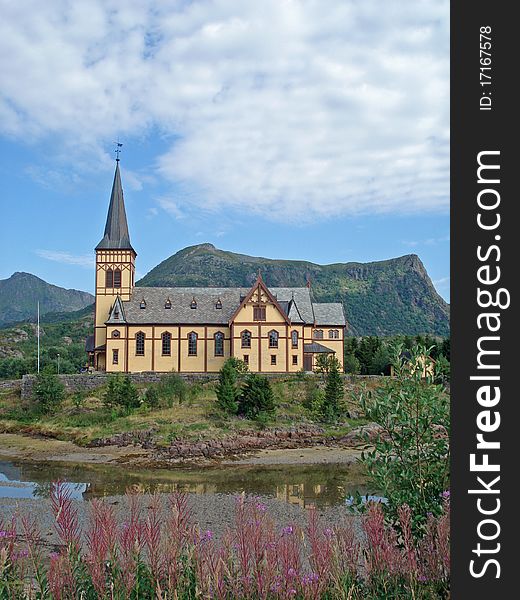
114,140,123,161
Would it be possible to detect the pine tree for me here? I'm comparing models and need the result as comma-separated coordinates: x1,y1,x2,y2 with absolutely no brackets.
215,359,240,415
238,374,276,421
321,357,344,423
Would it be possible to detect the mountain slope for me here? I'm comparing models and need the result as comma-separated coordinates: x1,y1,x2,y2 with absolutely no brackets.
138,244,449,336
0,272,94,327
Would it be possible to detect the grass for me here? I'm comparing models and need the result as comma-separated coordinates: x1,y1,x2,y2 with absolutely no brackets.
0,376,373,448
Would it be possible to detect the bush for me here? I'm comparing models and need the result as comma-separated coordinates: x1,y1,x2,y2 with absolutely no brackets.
144,386,160,409
238,374,276,421
215,359,240,415
357,344,450,534
103,374,140,411
157,373,189,406
32,369,65,414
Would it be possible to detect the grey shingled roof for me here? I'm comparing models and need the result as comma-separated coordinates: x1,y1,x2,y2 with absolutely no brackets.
312,303,346,326
108,286,345,326
304,342,336,353
96,162,134,251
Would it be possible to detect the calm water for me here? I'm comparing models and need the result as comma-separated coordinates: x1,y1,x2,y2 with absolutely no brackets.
0,459,375,508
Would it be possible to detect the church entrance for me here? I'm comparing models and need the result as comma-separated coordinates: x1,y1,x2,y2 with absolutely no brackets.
303,353,313,371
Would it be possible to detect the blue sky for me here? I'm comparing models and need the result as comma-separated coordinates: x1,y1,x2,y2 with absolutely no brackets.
0,1,449,301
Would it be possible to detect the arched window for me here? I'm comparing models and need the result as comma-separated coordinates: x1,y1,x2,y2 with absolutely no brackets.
105,268,113,288
140,299,147,309
165,298,172,309
329,329,339,339
190,298,197,309
215,298,222,309
214,332,224,356
135,331,145,356
113,268,121,288
112,329,120,338
241,330,251,348
162,332,171,356
188,332,198,356
269,330,279,348
291,330,298,349
313,329,324,340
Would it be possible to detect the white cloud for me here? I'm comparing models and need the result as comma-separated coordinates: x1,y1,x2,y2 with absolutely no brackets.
1,0,449,222
36,250,94,268
402,235,450,247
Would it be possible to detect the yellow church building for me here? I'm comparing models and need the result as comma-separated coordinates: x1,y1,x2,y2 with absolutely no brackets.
86,161,346,373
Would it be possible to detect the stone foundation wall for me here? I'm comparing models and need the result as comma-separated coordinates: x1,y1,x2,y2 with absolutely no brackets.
20,372,386,399
0,379,22,392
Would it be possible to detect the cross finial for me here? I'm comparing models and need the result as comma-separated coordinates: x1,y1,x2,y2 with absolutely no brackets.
114,141,123,161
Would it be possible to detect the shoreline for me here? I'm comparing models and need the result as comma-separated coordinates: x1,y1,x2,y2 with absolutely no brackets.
0,432,364,468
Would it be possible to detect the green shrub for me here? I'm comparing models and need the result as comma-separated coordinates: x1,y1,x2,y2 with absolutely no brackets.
103,374,139,411
32,369,65,414
144,386,160,409
157,373,189,406
238,374,276,421
357,344,450,534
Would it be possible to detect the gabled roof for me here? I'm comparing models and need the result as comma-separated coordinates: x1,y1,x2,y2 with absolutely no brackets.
113,285,346,326
96,161,135,251
312,303,346,326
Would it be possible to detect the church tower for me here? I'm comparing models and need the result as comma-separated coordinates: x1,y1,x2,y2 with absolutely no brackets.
93,160,136,371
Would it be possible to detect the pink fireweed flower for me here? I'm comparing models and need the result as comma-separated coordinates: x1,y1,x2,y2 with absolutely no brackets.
282,526,294,535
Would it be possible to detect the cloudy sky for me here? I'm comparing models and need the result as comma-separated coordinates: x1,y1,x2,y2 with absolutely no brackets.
0,0,449,299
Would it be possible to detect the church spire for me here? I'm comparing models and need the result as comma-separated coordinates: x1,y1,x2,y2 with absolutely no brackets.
96,161,134,251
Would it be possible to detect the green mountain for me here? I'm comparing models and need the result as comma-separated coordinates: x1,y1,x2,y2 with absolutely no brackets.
137,244,449,336
0,272,94,327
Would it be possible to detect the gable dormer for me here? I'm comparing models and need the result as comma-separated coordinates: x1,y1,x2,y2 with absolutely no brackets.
229,274,290,325
106,295,127,324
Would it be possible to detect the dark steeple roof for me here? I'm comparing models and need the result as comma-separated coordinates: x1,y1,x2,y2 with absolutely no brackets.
96,161,134,251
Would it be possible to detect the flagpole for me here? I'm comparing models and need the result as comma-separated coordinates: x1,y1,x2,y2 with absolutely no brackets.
37,301,40,373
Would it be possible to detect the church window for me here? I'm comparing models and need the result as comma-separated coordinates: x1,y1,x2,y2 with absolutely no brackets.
253,306,266,321
291,331,298,348
190,298,197,309
136,332,145,356
329,329,339,339
243,355,249,365
165,298,172,309
188,332,198,356
162,332,171,356
140,299,147,309
114,308,120,320
112,349,119,365
105,268,113,288
215,298,222,309
314,329,324,340
292,355,298,365
241,330,251,348
113,268,121,288
271,355,277,365
112,330,120,338
214,332,224,356
269,330,279,348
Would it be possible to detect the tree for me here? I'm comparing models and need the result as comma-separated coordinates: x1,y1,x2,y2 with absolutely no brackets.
215,359,240,415
321,356,344,423
358,344,450,534
238,374,276,421
343,353,360,375
32,368,65,414
369,345,391,375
